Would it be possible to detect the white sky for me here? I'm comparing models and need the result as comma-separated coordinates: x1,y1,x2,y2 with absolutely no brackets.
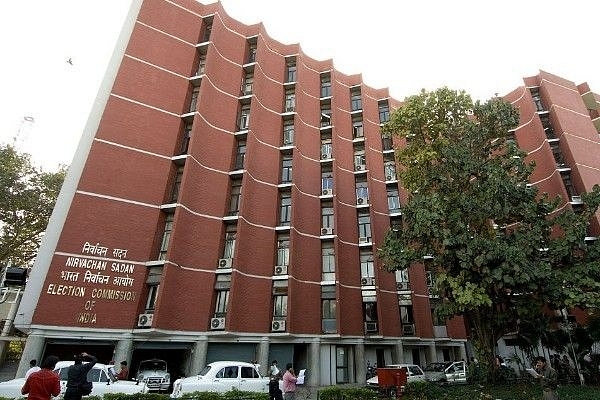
1,0,598,170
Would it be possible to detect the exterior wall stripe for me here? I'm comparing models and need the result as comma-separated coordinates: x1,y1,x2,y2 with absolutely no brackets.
75,190,160,209
124,54,190,79
136,20,196,46
109,93,181,117
94,138,172,160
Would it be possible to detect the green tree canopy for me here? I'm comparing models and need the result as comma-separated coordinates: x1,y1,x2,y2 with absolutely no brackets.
378,88,600,379
0,143,65,269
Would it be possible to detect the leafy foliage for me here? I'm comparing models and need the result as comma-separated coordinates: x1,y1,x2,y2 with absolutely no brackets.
0,144,65,269
378,88,600,380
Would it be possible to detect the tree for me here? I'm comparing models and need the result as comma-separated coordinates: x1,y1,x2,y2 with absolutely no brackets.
378,88,600,381
0,143,65,270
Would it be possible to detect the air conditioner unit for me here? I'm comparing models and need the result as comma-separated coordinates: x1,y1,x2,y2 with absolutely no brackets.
274,265,288,276
571,195,582,203
402,324,415,336
218,258,232,269
355,164,365,171
321,152,331,160
364,321,378,332
427,287,435,296
386,175,394,181
357,197,368,205
322,188,333,196
361,277,375,286
210,317,226,330
396,282,410,291
321,227,334,236
271,320,286,332
138,313,154,328
359,237,370,244
285,106,295,112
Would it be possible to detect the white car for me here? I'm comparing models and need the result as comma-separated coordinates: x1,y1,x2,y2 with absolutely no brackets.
366,364,427,387
0,361,145,399
136,359,170,392
423,361,467,383
171,361,278,398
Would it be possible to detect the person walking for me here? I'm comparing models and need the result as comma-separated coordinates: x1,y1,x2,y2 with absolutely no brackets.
282,363,297,400
115,361,129,380
25,360,41,379
21,356,60,400
534,356,559,400
64,352,97,400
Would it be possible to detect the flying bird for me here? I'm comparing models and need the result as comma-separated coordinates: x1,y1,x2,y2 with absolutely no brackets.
67,58,73,65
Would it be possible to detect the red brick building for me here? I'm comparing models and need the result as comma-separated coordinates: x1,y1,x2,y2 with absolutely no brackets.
13,0,599,385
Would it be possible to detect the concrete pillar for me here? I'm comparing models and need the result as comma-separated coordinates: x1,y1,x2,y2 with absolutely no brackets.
458,343,467,361
256,337,270,377
427,343,437,364
113,337,133,368
189,337,208,376
308,339,320,386
354,342,366,385
393,341,404,364
16,334,45,378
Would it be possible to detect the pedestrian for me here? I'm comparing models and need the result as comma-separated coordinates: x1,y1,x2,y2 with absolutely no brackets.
64,352,97,400
270,360,279,378
269,368,283,400
25,360,41,379
282,363,297,400
21,355,60,400
533,356,559,400
116,361,129,380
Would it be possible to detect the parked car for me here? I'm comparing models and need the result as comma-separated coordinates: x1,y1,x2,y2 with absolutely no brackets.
423,361,467,383
0,361,145,399
136,359,170,392
171,361,278,397
366,364,427,387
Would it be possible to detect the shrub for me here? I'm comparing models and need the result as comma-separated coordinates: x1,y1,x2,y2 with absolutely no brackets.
402,381,443,400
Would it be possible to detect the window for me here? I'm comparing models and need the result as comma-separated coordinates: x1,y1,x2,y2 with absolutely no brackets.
530,88,544,112
201,21,212,42
229,179,242,216
223,230,236,258
247,44,257,63
235,140,246,170
425,270,434,287
354,151,366,169
170,166,184,203
279,193,292,226
146,284,159,311
562,173,578,197
321,140,332,159
378,101,390,123
179,124,192,155
214,290,229,317
350,88,362,111
320,105,332,127
242,73,253,95
158,214,174,260
189,87,199,113
284,90,296,112
282,121,294,146
320,74,331,98
238,106,250,130
322,299,337,333
321,173,333,191
216,366,237,379
382,134,393,151
400,305,414,324
336,346,349,383
385,162,397,180
286,63,297,83
281,156,293,183
352,118,364,138
322,243,335,281
196,54,206,76
241,367,259,379
277,235,290,266
387,188,401,213
273,295,288,318
322,203,334,229
360,251,375,278
395,269,409,283
358,213,372,241
364,302,378,322
356,182,368,201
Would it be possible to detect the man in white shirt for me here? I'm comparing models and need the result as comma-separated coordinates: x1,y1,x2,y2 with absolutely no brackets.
24,359,41,379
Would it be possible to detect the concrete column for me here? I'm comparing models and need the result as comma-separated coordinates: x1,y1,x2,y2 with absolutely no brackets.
354,342,366,385
308,339,320,386
256,337,270,377
113,337,133,367
458,343,467,361
393,341,404,364
16,334,45,378
427,343,437,364
189,337,208,376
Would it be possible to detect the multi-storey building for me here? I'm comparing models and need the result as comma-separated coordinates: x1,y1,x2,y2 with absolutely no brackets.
11,0,599,385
